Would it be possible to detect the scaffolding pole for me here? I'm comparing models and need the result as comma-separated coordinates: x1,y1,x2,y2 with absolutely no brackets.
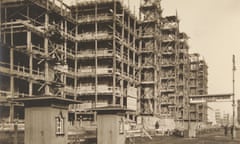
232,54,236,139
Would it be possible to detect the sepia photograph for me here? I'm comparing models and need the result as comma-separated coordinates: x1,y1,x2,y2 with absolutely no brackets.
0,0,240,143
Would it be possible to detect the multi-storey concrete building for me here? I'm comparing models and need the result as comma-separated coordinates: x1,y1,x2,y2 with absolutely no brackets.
0,0,77,123
139,0,191,127
70,0,139,123
138,0,161,115
160,15,190,121
0,0,139,125
188,53,208,122
189,53,208,96
0,0,208,131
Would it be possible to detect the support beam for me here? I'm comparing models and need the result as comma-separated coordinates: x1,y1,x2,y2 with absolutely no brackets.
28,31,33,96
120,7,124,107
112,0,117,106
9,21,14,123
44,2,50,95
94,2,98,108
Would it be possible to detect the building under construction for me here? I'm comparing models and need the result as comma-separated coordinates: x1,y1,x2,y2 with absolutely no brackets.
189,53,208,122
0,0,139,127
138,0,161,116
0,0,208,132
160,16,190,122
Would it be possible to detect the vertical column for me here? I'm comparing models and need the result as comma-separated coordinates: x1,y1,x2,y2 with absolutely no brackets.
133,18,136,86
154,23,157,114
133,17,137,114
176,19,180,118
158,20,162,115
3,8,7,43
0,2,2,41
28,31,33,96
112,0,117,106
74,9,79,124
62,20,67,98
44,2,50,95
74,8,79,101
74,38,78,100
94,2,98,108
138,23,142,114
9,21,14,123
173,30,177,118
126,13,130,108
120,8,124,107
94,3,98,122
74,25,78,124
74,48,77,100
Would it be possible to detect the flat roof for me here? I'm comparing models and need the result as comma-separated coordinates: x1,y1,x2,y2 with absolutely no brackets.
14,96,81,106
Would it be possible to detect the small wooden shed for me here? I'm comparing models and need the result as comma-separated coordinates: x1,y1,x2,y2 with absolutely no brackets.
15,96,80,144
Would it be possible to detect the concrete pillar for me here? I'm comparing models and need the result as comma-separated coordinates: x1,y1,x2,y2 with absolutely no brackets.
9,103,14,123
10,28,14,122
44,9,50,95
27,31,33,96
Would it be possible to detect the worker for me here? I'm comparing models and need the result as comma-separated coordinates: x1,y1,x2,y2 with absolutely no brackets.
224,125,228,136
230,125,233,136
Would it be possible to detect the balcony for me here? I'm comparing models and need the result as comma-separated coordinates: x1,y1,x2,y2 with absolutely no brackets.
78,14,113,24
162,22,178,30
189,82,197,88
161,72,175,80
77,85,120,95
76,31,112,41
161,98,175,105
179,48,188,54
189,107,197,112
140,47,155,53
161,61,175,67
64,86,75,94
14,44,45,57
76,67,115,77
2,20,44,35
162,48,175,55
162,35,177,43
0,90,11,100
160,87,175,92
178,81,184,86
140,0,160,12
141,74,155,84
76,49,113,59
140,1,154,7
0,61,45,81
141,32,155,38
3,20,76,42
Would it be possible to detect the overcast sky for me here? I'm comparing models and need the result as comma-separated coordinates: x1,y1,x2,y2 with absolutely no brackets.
66,0,240,114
